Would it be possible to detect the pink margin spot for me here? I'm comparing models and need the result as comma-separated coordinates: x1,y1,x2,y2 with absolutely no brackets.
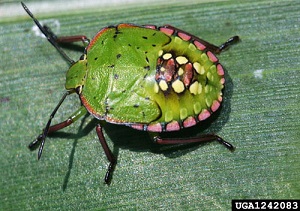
143,25,157,29
130,124,144,131
218,96,223,102
178,32,191,41
211,100,221,112
217,64,224,76
220,78,225,85
183,117,197,128
166,121,180,131
159,27,174,36
194,40,206,51
207,51,218,63
147,123,162,132
198,109,211,121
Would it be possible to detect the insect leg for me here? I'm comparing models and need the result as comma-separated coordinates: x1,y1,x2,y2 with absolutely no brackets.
153,134,235,151
28,101,88,157
215,36,240,54
96,124,117,185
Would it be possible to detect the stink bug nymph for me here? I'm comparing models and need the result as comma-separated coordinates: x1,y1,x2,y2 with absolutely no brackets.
22,2,240,184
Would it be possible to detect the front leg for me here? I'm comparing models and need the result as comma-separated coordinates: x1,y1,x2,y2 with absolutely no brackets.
29,104,88,159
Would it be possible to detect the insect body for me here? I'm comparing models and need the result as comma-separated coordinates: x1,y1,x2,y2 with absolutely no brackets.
77,24,226,131
22,2,239,184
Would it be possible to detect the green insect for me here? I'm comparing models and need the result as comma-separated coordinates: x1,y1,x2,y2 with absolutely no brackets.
22,2,239,184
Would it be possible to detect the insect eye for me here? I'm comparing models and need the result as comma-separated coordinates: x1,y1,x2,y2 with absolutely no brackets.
76,86,83,94
79,54,85,60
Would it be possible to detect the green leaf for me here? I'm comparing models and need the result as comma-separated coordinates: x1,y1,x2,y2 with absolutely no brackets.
1,0,299,210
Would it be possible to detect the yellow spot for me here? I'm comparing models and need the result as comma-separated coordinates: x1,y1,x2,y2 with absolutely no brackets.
178,67,184,76
207,72,212,81
210,65,217,72
189,81,199,95
193,62,205,74
165,110,173,122
176,56,188,65
188,43,196,51
174,36,182,44
154,82,159,93
160,67,166,72
158,50,163,57
205,97,212,107
159,80,168,91
198,83,203,94
163,53,172,60
193,102,201,114
204,85,213,94
205,85,209,93
172,79,185,93
201,53,208,61
180,108,188,120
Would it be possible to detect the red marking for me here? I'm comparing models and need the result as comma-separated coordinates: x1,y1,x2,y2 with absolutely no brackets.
182,63,193,86
130,124,144,131
183,117,197,128
157,58,176,82
217,64,224,76
147,123,162,132
87,27,111,51
207,51,218,63
81,94,129,124
178,32,191,41
211,100,221,112
164,59,176,82
159,27,174,36
166,121,180,131
198,109,211,121
80,94,103,120
105,116,121,123
194,40,206,51
87,24,138,51
117,23,138,29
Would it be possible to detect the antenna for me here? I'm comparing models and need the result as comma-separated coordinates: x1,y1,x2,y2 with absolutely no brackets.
21,2,75,65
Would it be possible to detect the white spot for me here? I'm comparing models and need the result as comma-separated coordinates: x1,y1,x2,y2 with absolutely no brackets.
176,56,188,65
163,53,172,60
172,79,185,93
254,69,264,79
158,50,163,57
31,19,60,38
159,80,168,91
